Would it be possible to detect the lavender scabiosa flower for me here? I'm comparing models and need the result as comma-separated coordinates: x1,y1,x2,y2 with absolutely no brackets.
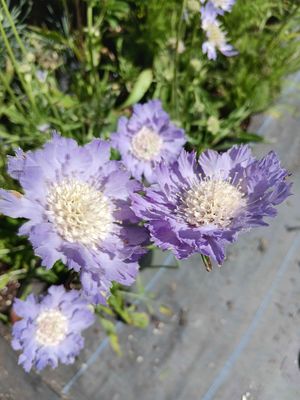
201,2,237,60
0,134,148,304
11,285,95,372
200,0,236,14
132,146,292,265
111,100,186,183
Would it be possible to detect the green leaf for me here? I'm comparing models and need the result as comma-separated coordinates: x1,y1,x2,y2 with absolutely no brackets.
0,268,27,290
0,312,8,323
96,304,115,317
236,131,264,143
35,267,59,283
50,90,78,108
109,333,122,355
120,69,153,109
0,273,11,290
29,26,69,46
108,293,131,323
99,317,122,355
128,311,149,329
159,305,173,317
0,105,28,125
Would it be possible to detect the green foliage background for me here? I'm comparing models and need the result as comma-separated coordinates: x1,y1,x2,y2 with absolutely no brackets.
0,0,299,333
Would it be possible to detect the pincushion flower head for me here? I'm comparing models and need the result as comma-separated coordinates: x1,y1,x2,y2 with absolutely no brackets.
12,285,95,372
0,134,148,304
201,2,237,60
111,100,186,183
132,145,292,265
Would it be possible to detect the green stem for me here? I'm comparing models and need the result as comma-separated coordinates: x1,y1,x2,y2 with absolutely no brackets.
87,3,97,84
0,72,24,113
61,0,71,28
0,0,62,118
96,0,107,31
0,0,27,56
0,2,60,120
75,0,84,48
117,290,148,300
172,0,187,119
0,19,36,109
201,254,213,272
43,89,61,120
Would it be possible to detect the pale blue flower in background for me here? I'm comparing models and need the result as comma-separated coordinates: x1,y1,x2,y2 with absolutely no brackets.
201,2,237,60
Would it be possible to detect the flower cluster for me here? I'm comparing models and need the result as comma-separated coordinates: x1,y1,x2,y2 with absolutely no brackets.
200,0,237,60
12,286,94,372
0,99,291,372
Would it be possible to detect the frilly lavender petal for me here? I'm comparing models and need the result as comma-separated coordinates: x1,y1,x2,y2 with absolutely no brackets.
111,99,186,183
11,285,95,372
201,0,236,14
0,134,148,303
131,145,292,265
201,1,219,22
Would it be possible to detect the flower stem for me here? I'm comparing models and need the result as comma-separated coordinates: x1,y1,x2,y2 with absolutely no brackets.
0,2,61,121
172,0,187,119
0,19,36,109
87,3,97,85
201,254,213,272
0,0,27,56
0,72,24,113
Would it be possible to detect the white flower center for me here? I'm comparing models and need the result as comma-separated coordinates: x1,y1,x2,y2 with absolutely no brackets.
204,22,226,48
131,126,163,161
182,179,245,228
36,309,68,347
47,179,113,248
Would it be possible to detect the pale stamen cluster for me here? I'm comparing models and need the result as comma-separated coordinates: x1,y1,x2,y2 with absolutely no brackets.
35,309,68,347
203,21,227,49
181,176,246,228
47,179,113,248
131,126,163,161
